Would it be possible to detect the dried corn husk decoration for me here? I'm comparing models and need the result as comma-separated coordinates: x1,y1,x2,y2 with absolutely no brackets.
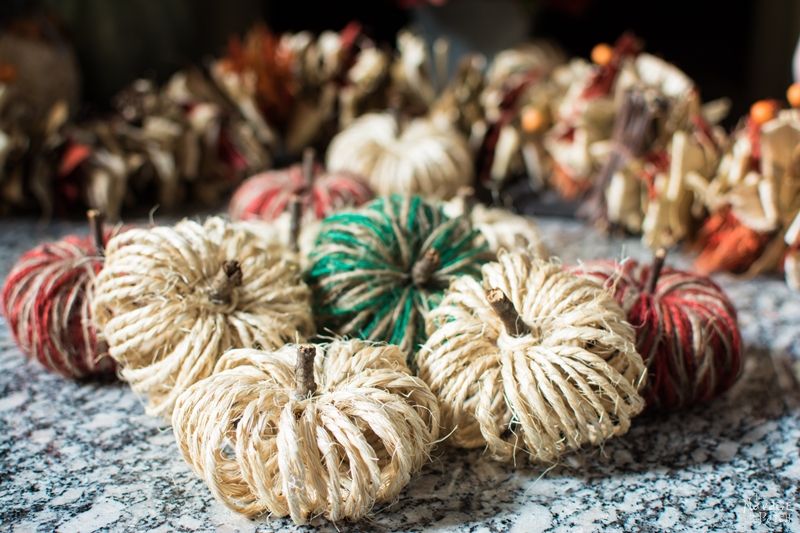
545,35,642,197
477,42,565,193
579,52,718,238
692,108,800,276
0,18,79,215
59,69,273,220
390,31,439,116
785,211,800,290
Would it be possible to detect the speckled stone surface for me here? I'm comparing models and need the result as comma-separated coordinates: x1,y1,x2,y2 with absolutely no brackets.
0,217,798,532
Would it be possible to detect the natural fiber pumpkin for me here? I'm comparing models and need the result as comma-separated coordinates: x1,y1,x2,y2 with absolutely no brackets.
92,217,314,418
325,112,473,200
443,194,547,258
417,250,646,463
172,340,440,524
1,211,118,378
307,195,490,358
571,250,743,410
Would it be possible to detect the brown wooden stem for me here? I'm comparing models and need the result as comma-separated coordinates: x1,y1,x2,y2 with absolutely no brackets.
288,195,302,253
646,248,667,294
209,260,243,304
87,209,105,256
457,186,476,216
486,288,530,337
301,147,315,191
295,344,317,399
412,249,440,286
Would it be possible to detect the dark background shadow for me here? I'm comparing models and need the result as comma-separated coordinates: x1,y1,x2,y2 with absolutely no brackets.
2,0,798,125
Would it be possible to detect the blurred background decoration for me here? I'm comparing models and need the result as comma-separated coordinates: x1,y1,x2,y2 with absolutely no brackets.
0,0,799,219
1,0,796,118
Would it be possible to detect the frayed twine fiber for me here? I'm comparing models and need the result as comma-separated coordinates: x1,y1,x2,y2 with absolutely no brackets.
571,251,743,410
172,339,440,524
307,195,491,359
326,112,473,200
417,250,646,463
92,216,315,418
1,213,118,378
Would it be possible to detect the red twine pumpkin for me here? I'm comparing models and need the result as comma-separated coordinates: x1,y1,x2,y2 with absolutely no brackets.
1,212,117,378
571,250,743,410
229,149,372,222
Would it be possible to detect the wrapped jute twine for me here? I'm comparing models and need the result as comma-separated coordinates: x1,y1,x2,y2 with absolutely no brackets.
229,147,373,222
571,249,743,410
325,111,473,200
172,340,440,524
443,188,548,258
1,211,119,378
417,250,646,463
92,216,315,418
307,195,491,359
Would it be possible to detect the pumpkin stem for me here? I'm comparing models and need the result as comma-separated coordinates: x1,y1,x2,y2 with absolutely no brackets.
486,288,530,337
302,147,315,190
209,260,243,304
87,209,105,256
646,248,667,294
288,195,302,253
457,186,476,216
295,344,317,399
412,249,440,286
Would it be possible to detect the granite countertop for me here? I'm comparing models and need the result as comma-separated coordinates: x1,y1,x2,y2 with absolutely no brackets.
0,217,798,532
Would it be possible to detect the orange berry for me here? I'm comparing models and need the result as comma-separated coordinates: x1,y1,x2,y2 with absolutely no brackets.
750,100,778,125
521,106,546,133
787,83,800,108
0,63,17,83
591,43,614,66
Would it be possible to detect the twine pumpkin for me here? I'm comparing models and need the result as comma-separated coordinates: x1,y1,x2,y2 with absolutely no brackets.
1,212,117,378
443,194,548,258
92,217,314,418
571,251,743,410
417,251,646,463
325,112,473,200
307,195,490,358
229,149,372,222
172,340,440,524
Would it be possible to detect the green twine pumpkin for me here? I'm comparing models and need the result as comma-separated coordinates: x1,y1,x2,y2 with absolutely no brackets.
307,195,490,358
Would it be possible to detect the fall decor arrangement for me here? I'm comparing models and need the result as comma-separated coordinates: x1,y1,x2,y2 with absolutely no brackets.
2,17,795,527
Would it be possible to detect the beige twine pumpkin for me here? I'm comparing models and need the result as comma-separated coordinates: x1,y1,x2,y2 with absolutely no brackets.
443,195,548,258
92,217,314,418
417,250,646,463
172,340,440,524
325,111,473,200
